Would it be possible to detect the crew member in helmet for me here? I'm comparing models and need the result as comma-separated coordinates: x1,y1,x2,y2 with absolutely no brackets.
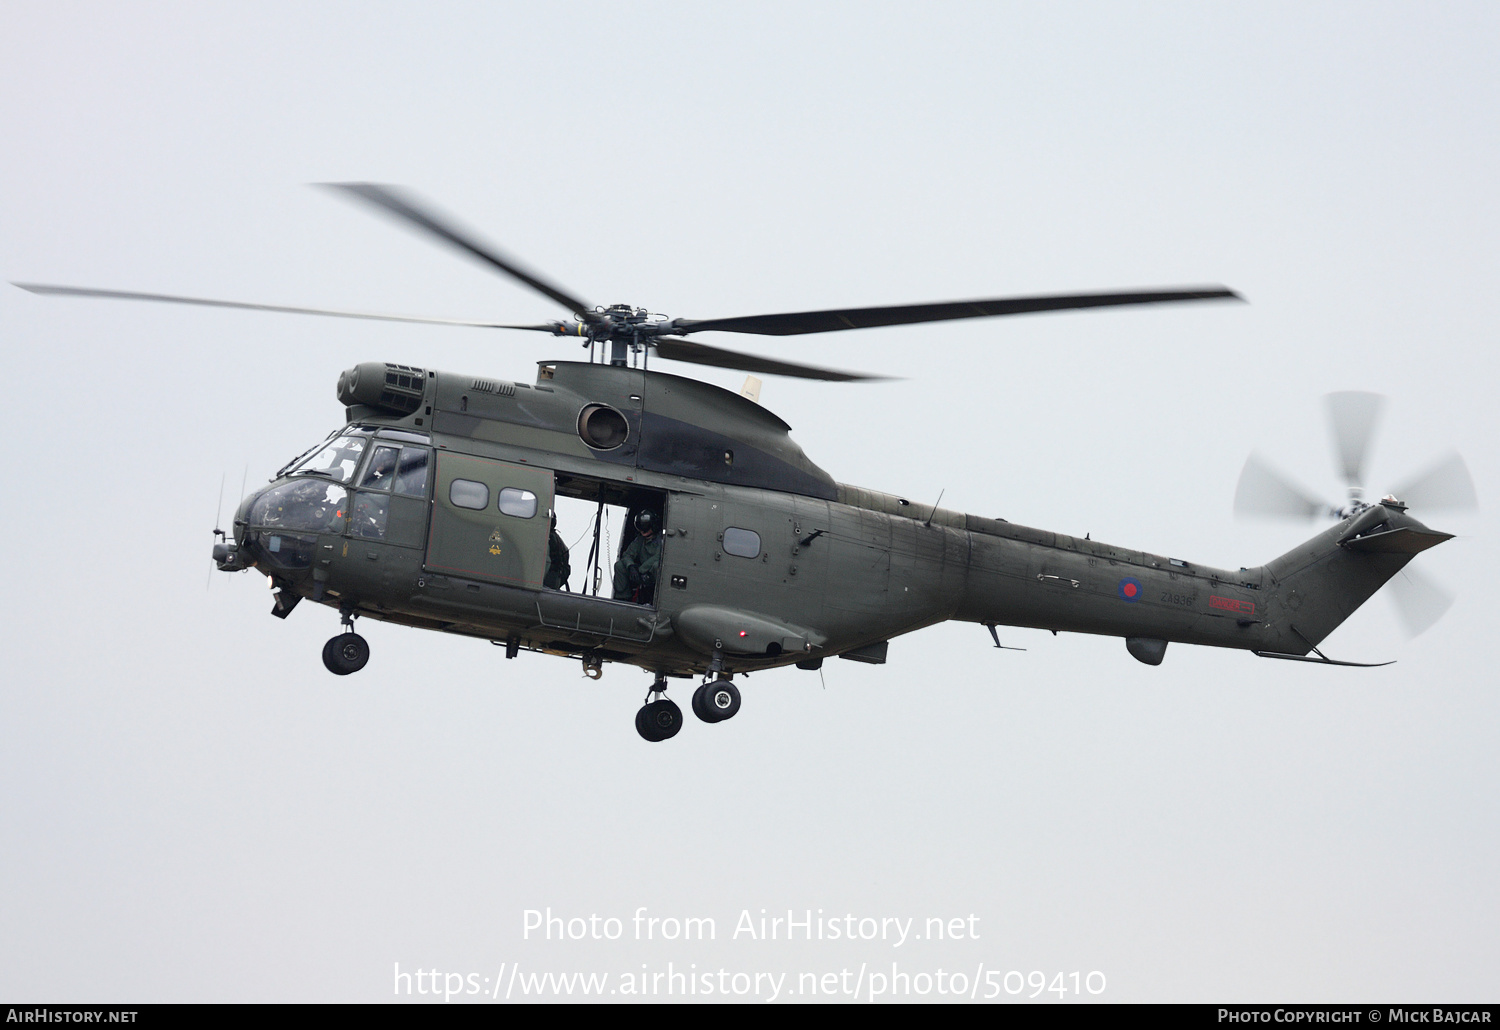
543,510,571,590
613,508,663,603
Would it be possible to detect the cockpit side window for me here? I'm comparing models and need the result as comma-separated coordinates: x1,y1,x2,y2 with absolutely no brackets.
392,447,429,497
351,494,389,539
359,446,400,490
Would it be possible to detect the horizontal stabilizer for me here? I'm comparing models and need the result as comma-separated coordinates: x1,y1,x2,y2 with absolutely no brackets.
1343,526,1453,555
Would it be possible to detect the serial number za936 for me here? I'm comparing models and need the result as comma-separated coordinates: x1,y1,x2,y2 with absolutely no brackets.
999,971,1106,998
1160,591,1197,607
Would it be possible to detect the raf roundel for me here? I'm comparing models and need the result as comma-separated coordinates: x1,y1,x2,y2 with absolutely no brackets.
1118,577,1142,602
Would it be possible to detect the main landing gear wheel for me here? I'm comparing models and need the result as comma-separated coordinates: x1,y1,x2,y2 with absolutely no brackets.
692,679,741,723
322,633,370,675
635,699,683,742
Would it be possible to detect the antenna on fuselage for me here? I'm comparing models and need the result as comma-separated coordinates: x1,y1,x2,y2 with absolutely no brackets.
923,488,946,527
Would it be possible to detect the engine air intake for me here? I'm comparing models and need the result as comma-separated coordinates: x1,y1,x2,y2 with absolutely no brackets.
337,362,427,415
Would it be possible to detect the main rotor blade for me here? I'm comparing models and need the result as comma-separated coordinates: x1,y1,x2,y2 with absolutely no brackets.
11,282,557,331
320,182,596,319
672,287,1240,337
1392,451,1479,513
1233,453,1327,519
1387,564,1455,637
652,336,884,382
1325,391,1384,489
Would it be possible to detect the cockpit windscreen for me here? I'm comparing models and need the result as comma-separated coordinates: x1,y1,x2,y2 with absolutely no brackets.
292,436,368,483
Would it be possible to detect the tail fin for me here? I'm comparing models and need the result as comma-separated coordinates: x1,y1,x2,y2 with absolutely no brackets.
1261,504,1451,652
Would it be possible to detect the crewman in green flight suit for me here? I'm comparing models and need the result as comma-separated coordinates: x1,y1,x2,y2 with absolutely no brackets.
544,510,571,590
613,509,662,603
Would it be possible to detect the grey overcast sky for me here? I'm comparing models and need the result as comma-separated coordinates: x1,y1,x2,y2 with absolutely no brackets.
1,1,1497,1004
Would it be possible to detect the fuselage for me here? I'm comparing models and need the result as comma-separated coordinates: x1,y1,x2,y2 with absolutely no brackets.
222,360,1438,675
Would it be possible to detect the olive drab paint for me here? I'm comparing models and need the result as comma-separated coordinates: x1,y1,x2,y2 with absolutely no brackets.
219,359,1451,688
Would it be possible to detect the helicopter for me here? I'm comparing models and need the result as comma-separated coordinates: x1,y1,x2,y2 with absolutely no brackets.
12,184,1476,742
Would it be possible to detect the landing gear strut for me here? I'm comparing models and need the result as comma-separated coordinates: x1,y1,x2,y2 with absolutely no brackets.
635,674,682,743
322,609,369,676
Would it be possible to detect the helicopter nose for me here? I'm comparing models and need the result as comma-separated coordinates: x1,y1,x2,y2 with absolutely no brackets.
214,483,270,571
234,488,258,530
211,484,264,572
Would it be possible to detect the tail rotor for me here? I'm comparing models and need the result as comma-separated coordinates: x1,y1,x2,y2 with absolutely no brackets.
1392,451,1479,515
1232,391,1477,636
1325,390,1384,499
1387,564,1456,638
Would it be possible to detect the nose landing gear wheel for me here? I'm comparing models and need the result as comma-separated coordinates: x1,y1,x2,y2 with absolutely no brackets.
635,698,683,742
322,633,370,675
692,680,741,723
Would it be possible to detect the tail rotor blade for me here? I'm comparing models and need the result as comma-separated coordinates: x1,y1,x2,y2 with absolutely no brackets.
1233,453,1326,519
1387,564,1455,637
1392,451,1479,514
1325,391,1385,490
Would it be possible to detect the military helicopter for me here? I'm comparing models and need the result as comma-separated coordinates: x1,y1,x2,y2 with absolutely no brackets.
13,184,1475,742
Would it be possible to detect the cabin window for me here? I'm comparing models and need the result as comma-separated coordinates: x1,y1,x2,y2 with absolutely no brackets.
498,487,538,519
723,527,761,558
450,479,489,510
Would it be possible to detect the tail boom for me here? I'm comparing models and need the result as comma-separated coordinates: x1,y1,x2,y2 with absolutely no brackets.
950,503,1449,660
